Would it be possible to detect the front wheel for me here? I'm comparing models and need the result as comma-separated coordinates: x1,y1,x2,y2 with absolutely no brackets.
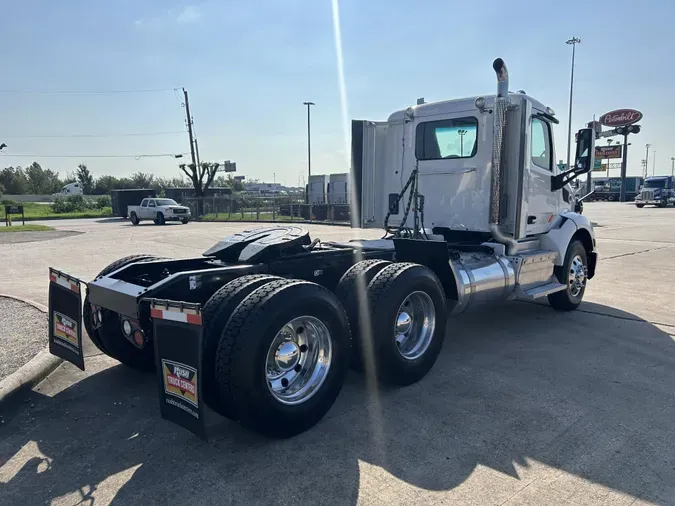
213,279,350,438
155,212,165,225
548,240,588,311
635,204,645,208
181,217,189,224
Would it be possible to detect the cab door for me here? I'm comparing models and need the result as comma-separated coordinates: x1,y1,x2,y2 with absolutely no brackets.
526,115,559,236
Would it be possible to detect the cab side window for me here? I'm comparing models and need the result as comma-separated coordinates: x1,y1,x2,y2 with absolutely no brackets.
531,117,552,171
148,200,156,207
140,199,148,207
416,117,478,160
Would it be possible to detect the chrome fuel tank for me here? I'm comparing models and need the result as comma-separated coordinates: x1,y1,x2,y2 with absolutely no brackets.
449,251,516,315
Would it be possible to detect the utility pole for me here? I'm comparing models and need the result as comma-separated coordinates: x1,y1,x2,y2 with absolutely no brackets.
671,157,675,177
303,101,315,182
183,88,197,169
565,37,583,191
194,138,201,167
645,144,651,179
652,150,656,176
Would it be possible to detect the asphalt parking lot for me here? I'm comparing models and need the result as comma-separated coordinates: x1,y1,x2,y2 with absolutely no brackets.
1,203,674,505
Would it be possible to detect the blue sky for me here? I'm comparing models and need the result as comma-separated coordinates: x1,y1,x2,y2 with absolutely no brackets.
1,0,674,185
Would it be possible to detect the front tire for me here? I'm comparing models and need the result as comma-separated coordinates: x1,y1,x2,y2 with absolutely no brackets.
362,263,447,386
214,279,350,438
548,240,588,311
155,212,165,225
181,217,189,224
636,204,645,208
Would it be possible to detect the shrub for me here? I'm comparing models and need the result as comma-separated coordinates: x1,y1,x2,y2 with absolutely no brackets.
95,195,111,209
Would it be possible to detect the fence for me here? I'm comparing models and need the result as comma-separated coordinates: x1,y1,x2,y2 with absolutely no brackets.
183,194,352,225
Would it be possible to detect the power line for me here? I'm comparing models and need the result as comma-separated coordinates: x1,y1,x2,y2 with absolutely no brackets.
0,152,189,159
0,131,186,139
0,87,179,95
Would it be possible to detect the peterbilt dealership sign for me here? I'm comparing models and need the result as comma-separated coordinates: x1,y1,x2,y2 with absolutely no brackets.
599,109,643,127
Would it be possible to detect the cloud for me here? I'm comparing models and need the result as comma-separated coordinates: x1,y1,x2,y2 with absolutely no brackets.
134,5,201,29
175,6,201,24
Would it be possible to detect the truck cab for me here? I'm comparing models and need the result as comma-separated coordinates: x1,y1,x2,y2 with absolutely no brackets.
354,92,583,240
55,182,83,196
635,176,675,208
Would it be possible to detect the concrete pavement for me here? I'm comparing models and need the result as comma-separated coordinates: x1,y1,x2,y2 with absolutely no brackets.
0,204,674,505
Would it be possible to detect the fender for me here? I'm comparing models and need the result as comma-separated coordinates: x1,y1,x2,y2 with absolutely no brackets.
538,211,597,278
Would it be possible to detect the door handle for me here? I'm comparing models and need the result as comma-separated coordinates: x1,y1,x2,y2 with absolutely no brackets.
527,216,537,224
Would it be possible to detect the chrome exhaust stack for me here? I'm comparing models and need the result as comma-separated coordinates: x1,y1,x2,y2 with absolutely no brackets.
489,58,517,255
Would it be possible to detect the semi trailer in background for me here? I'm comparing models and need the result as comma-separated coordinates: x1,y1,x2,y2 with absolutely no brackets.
111,189,156,218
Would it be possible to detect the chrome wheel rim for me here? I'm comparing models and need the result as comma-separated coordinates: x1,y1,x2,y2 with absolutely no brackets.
265,316,332,405
394,291,436,360
568,255,586,298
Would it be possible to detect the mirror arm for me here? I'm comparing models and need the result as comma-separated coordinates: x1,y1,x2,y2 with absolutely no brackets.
551,167,585,191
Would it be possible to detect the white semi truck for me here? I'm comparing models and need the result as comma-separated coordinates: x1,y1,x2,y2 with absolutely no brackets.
47,58,597,439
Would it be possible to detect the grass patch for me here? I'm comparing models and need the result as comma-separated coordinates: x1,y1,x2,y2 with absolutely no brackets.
0,202,112,220
0,224,54,233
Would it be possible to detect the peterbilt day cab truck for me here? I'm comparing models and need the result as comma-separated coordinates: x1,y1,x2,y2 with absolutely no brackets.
127,198,191,225
635,176,675,207
47,58,597,440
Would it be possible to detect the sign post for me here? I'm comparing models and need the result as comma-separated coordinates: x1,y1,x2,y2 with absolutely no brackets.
4,205,25,226
598,108,643,202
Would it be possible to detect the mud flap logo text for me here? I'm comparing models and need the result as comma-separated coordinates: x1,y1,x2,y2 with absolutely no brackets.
162,359,198,408
53,311,79,349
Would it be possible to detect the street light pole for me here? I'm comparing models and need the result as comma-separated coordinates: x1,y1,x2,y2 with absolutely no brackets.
458,129,467,157
671,157,675,177
645,144,651,179
303,102,315,183
565,37,582,190
653,150,656,176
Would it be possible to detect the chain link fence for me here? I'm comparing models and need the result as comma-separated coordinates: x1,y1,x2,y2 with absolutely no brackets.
182,194,352,225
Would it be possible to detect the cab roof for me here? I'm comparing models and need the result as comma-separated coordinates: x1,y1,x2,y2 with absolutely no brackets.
387,93,550,122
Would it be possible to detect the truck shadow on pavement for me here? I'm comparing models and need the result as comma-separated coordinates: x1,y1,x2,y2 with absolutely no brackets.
1,301,674,505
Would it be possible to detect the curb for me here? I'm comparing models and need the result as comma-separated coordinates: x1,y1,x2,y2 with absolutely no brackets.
0,294,63,406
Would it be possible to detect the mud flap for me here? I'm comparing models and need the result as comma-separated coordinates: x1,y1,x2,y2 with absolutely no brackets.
149,299,207,441
48,268,85,371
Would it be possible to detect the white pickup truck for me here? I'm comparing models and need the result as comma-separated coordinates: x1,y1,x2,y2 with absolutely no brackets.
128,198,191,225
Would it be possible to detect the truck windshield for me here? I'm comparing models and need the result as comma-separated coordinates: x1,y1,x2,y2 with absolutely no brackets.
644,180,666,189
155,199,178,206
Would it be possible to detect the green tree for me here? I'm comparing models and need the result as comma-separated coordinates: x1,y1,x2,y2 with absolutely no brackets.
131,172,155,188
0,167,29,194
93,175,119,195
25,162,62,193
179,162,220,215
76,164,94,194
213,174,243,191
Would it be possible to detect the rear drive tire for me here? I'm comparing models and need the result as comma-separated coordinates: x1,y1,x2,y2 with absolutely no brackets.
84,254,164,372
130,212,139,225
156,212,165,225
214,279,350,438
548,240,587,311
636,204,645,208
201,274,283,417
364,263,447,386
335,259,392,371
